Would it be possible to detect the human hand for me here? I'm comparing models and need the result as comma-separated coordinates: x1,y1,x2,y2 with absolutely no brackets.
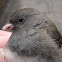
0,30,12,62
0,30,12,48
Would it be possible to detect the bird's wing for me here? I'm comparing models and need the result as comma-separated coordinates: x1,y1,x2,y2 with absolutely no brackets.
47,22,62,47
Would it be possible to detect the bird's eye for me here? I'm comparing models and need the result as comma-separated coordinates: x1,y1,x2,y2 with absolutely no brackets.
18,18,24,23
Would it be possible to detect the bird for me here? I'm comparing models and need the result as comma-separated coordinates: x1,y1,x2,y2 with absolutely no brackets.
2,8,62,62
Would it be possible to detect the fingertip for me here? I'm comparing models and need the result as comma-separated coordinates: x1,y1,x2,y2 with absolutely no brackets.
0,30,12,48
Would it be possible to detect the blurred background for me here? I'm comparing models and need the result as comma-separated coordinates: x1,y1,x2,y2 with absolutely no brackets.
0,0,62,36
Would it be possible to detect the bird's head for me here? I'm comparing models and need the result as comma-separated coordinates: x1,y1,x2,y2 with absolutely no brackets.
2,8,40,31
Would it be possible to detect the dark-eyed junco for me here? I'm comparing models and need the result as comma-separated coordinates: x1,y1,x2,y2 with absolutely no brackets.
2,8,62,62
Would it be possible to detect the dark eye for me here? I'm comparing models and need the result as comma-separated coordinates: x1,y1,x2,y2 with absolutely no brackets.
18,18,24,23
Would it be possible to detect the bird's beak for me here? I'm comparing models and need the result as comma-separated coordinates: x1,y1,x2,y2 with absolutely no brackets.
2,23,14,30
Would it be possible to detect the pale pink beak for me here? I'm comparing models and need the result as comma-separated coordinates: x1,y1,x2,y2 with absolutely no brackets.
2,23,14,30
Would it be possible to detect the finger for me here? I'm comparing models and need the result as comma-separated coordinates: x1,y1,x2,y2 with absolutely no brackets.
0,30,12,48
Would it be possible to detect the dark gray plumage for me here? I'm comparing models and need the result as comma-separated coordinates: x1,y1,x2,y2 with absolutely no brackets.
3,8,62,62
